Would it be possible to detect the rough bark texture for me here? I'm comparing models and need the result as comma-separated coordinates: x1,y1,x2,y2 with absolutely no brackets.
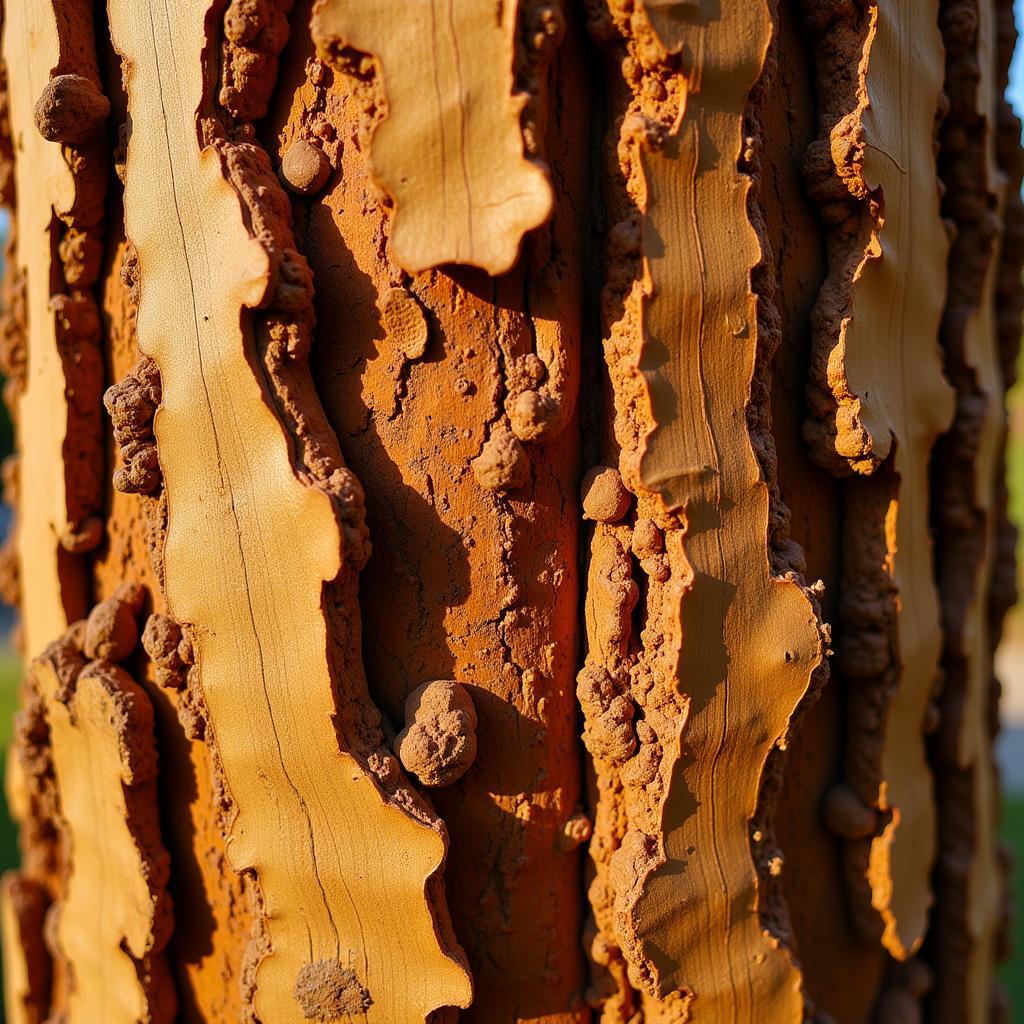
0,1,1020,1022
804,0,956,963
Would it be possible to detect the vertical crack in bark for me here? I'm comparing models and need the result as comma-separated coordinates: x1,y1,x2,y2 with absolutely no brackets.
105,2,472,1021
801,0,954,959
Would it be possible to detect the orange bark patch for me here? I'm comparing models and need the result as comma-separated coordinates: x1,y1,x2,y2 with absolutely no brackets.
273,10,591,1015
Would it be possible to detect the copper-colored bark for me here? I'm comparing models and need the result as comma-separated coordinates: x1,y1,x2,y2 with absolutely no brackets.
0,1,1020,1022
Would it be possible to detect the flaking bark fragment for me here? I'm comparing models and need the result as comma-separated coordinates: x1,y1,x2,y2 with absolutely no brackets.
33,614,176,1024
3,0,109,658
582,2,827,1020
312,0,555,274
802,0,954,959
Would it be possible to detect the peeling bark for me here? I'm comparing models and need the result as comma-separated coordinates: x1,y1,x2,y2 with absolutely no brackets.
94,200,254,1023
34,613,175,1023
105,3,471,1022
311,0,555,274
2,0,108,658
803,0,955,960
0,1,1019,1021
264,3,590,1018
581,2,826,1019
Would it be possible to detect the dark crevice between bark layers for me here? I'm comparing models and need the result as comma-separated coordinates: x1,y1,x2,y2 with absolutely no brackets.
800,1,955,1002
744,26,832,1006
576,8,612,1020
761,4,888,1020
926,0,1010,1019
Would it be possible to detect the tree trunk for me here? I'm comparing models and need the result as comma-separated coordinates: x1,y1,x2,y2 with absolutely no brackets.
0,0,1020,1022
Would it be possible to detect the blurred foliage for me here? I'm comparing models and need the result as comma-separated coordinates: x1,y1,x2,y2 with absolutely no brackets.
0,650,19,1024
1001,798,1024,1014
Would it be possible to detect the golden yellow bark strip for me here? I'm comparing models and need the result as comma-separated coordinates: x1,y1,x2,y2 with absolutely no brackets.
312,0,552,275
615,4,824,1018
861,6,953,956
824,5,954,476
2,0,81,658
35,652,172,1023
0,872,48,1024
106,3,472,1021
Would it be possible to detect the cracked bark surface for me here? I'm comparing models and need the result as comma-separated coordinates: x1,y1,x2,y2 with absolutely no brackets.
0,1,1021,1021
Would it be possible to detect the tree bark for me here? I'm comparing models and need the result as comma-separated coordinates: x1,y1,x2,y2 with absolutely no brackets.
0,0,1020,1022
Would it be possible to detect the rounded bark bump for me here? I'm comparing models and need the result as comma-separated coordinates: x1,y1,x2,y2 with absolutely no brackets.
280,139,331,196
395,681,478,788
33,74,109,144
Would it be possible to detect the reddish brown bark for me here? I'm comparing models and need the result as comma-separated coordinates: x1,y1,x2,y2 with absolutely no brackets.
0,1,1021,1022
